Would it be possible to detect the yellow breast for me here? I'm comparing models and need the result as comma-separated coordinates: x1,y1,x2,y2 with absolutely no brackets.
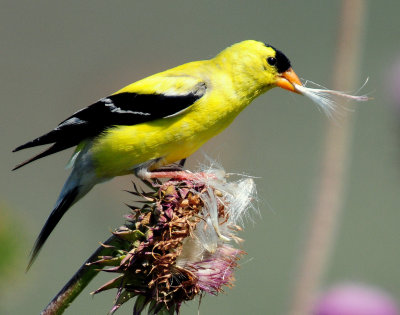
89,57,263,178
90,94,242,177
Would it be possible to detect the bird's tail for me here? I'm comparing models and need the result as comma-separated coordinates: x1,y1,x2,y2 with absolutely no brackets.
26,173,94,271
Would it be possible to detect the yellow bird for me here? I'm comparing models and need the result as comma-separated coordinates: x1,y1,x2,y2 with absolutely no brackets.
13,40,302,269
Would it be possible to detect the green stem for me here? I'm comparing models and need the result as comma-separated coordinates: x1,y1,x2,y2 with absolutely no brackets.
41,234,123,315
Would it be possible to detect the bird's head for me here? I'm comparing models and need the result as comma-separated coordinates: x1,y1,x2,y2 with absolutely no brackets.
215,40,302,98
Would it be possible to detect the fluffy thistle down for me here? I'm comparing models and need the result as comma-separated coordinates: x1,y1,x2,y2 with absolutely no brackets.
294,79,370,118
89,168,257,315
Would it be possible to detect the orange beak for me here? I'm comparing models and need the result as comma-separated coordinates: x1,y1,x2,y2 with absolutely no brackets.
276,68,302,94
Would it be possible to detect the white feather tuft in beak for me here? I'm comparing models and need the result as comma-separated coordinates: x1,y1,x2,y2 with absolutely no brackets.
294,79,370,118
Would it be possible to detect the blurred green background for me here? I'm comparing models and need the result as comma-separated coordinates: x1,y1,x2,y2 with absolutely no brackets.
1,1,400,314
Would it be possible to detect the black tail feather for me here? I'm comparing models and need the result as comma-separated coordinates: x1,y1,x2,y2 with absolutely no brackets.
12,142,73,171
13,130,62,152
26,186,80,271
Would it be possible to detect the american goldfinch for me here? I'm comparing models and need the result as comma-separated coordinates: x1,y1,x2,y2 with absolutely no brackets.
13,40,302,269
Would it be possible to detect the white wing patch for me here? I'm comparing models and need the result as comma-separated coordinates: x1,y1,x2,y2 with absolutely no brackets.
101,98,152,116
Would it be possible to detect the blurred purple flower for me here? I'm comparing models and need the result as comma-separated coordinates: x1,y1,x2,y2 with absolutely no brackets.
388,58,400,115
313,283,399,315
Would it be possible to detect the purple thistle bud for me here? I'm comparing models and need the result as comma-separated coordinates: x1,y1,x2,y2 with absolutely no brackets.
186,245,243,294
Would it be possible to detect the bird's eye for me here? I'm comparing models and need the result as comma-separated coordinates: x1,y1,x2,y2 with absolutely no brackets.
267,57,277,66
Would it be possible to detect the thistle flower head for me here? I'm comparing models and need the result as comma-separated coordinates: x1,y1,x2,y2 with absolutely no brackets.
91,169,256,314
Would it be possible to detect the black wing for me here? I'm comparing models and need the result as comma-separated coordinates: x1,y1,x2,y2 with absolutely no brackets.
13,85,206,170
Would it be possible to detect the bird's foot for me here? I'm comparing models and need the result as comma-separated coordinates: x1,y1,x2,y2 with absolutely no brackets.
138,169,217,182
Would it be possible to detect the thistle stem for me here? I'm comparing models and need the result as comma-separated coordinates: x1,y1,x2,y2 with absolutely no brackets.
41,234,125,315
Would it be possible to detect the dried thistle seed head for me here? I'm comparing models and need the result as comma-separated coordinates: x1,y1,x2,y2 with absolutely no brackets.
93,169,257,315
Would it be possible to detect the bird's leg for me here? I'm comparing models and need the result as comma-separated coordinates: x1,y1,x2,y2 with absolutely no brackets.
135,158,216,181
134,161,188,180
145,170,217,182
149,158,187,172
136,168,215,182
178,158,186,168
146,171,191,179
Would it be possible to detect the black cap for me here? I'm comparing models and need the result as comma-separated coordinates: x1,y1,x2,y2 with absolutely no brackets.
265,44,291,73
